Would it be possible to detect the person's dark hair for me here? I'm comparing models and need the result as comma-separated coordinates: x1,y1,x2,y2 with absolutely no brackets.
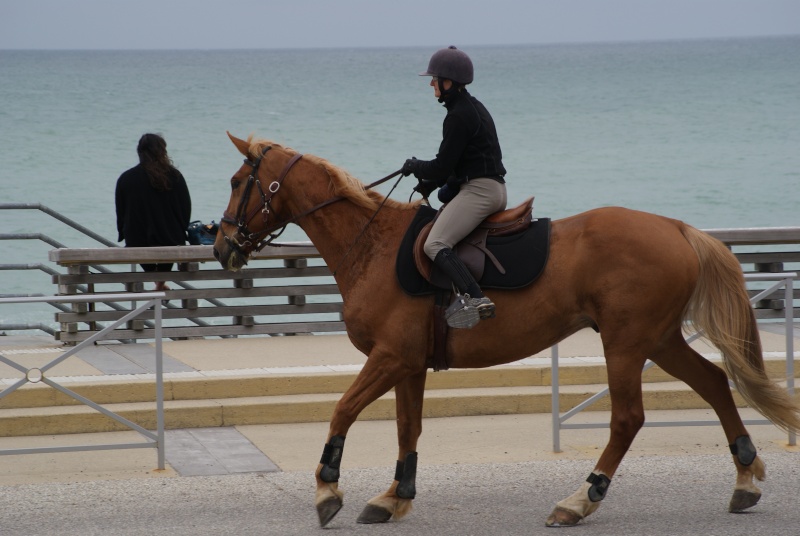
137,133,175,191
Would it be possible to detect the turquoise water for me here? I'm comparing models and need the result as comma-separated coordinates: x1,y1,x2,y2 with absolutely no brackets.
1,36,799,322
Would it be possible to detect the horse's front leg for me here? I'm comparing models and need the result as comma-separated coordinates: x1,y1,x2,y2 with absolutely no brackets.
357,368,428,524
315,351,413,527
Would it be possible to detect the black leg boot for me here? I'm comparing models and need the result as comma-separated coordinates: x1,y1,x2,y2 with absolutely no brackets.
433,248,496,328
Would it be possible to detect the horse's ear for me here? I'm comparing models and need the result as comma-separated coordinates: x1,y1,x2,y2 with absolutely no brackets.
227,131,250,157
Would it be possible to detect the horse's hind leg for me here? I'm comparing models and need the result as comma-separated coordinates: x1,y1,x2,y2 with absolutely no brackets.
547,350,647,527
358,368,427,524
649,331,766,512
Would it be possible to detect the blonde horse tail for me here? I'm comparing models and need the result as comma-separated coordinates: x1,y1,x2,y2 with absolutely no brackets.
681,224,800,433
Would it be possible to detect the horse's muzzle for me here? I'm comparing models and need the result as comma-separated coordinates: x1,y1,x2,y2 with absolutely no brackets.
213,242,247,272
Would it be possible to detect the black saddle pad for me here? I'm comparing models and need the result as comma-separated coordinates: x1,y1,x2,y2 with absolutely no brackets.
396,205,551,296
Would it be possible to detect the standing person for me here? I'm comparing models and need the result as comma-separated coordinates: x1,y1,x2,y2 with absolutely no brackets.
401,46,508,329
115,133,191,291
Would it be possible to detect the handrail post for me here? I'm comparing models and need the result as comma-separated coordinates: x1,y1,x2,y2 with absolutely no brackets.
785,276,796,446
551,343,560,453
154,297,166,469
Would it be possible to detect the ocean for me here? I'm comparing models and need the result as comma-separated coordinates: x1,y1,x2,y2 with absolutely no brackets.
1,36,799,325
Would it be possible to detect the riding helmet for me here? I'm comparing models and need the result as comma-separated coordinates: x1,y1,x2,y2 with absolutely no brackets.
419,46,474,85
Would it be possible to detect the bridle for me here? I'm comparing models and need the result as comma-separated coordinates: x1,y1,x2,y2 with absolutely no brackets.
220,146,304,257
220,146,404,264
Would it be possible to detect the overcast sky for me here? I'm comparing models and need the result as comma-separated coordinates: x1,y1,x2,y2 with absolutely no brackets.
1,0,799,50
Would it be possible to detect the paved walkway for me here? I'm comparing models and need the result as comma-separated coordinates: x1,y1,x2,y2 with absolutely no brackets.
5,449,800,536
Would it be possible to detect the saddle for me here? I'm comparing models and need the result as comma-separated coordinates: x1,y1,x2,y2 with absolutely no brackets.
397,201,550,296
395,198,551,373
414,197,535,288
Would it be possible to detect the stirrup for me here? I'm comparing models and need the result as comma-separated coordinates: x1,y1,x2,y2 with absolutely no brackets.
445,293,481,329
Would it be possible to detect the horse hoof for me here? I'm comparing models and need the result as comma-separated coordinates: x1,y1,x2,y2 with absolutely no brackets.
317,496,343,527
357,504,393,524
729,489,761,513
545,506,583,527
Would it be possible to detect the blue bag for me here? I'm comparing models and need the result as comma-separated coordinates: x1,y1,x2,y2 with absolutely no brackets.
187,221,219,245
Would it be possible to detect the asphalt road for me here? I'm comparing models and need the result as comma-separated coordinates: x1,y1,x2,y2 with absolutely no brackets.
3,451,799,536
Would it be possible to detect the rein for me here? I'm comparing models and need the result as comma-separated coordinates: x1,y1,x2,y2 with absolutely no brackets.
277,167,404,248
221,145,404,267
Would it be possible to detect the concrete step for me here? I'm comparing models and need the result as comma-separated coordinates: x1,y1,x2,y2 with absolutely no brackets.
2,358,795,410
0,362,608,409
3,379,797,437
2,354,797,437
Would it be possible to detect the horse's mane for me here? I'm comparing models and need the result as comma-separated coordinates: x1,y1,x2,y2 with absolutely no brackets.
247,136,419,211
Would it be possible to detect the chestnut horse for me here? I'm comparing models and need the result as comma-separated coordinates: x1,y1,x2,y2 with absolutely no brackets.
213,133,800,528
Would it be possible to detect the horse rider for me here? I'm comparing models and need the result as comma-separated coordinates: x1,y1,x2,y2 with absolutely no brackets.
401,46,508,329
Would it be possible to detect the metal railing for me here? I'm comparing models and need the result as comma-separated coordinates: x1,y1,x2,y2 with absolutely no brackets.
0,203,116,336
0,293,166,468
551,272,797,452
0,203,117,247
0,203,230,338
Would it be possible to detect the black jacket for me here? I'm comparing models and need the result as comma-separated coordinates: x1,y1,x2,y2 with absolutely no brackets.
413,89,506,187
115,164,191,247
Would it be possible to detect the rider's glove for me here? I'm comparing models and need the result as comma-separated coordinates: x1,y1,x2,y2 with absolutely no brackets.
402,157,419,177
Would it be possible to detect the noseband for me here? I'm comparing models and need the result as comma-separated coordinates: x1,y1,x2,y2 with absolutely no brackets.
220,146,304,256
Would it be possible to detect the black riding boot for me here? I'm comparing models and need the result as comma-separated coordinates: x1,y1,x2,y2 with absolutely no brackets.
433,248,496,328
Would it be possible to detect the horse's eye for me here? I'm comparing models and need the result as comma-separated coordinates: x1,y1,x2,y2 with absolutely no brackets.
231,180,240,190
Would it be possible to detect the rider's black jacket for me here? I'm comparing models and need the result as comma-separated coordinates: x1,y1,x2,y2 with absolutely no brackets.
412,88,506,187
